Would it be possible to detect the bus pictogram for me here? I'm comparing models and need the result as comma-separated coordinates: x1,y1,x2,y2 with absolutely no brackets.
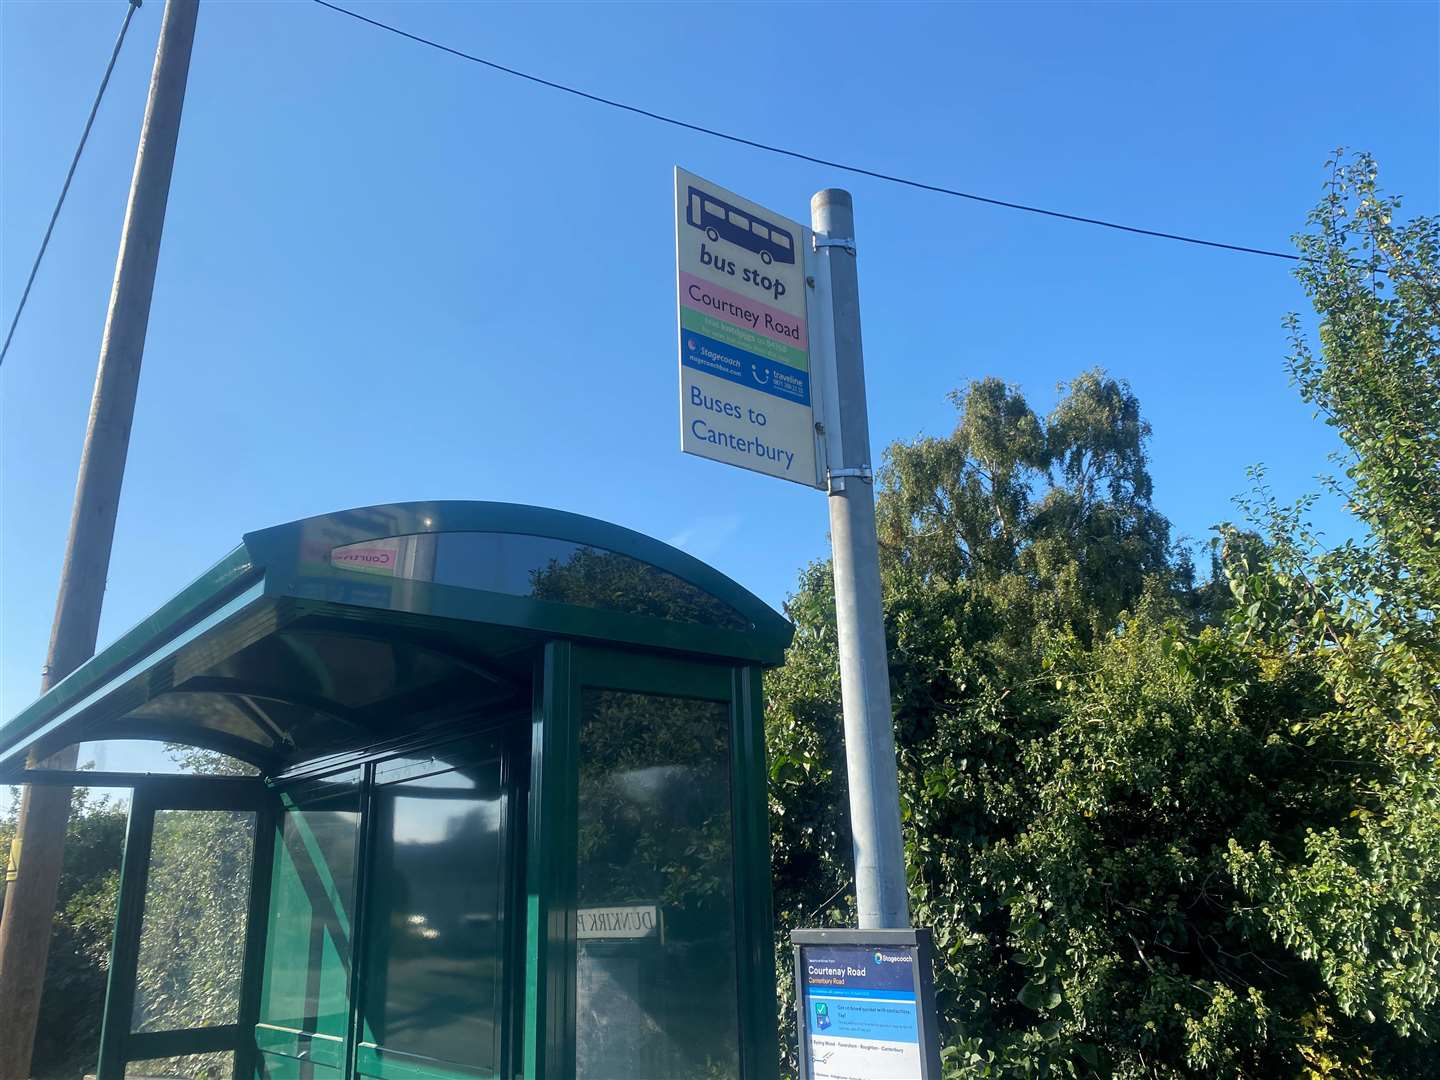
686,186,796,265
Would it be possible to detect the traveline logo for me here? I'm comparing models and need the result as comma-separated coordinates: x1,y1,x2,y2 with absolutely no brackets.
874,950,910,965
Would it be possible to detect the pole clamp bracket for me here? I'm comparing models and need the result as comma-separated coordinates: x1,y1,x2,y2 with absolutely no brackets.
826,465,873,492
813,235,857,255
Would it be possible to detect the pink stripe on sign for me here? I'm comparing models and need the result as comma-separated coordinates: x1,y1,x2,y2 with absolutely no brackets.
679,271,807,352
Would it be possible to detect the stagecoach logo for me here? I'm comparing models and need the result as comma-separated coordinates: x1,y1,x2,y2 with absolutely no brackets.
576,904,661,941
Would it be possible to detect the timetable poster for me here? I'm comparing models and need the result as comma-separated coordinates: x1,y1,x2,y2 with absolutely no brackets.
801,944,922,1080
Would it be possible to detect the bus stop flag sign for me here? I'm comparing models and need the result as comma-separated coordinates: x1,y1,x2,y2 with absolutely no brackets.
676,167,823,488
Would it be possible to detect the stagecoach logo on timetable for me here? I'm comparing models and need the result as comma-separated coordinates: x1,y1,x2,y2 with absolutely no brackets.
675,166,822,489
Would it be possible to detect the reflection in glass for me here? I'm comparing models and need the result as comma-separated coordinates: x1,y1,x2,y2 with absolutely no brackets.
19,786,128,1076
132,810,256,1033
24,739,256,776
124,1051,233,1079
328,531,751,630
575,691,739,1080
125,693,273,751
362,742,508,1073
259,774,361,1043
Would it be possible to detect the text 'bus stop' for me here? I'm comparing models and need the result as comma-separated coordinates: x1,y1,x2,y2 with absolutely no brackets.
0,502,792,1080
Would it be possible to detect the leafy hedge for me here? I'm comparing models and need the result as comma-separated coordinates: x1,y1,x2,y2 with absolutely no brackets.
766,153,1439,1078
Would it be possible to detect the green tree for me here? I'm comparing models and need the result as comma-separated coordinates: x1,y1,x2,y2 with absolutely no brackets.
122,750,259,1079
770,369,1193,1075
1221,151,1440,1073
877,369,1182,649
0,745,258,1080
767,153,1438,1078
0,787,127,1080
130,808,255,1039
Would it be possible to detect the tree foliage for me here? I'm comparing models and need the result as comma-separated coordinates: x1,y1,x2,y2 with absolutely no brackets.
130,809,254,1039
0,787,126,1080
0,746,256,1080
767,154,1438,1078
1222,151,1440,1066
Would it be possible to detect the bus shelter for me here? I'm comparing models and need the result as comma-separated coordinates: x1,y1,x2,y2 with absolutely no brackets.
0,502,792,1080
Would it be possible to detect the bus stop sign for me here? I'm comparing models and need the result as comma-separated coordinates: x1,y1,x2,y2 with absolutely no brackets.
675,167,823,488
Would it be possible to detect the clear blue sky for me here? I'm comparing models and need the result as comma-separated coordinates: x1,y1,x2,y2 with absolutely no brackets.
2,0,1436,722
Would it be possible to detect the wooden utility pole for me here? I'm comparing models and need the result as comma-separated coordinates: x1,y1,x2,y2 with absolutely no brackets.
0,1,199,1074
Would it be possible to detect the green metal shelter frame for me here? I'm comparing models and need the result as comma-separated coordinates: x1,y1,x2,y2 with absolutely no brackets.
0,502,793,1080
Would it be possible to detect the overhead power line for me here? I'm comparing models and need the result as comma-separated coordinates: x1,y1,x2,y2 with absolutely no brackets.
0,0,144,369
311,0,1310,265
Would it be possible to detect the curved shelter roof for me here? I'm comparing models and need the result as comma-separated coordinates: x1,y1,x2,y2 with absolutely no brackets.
0,502,792,779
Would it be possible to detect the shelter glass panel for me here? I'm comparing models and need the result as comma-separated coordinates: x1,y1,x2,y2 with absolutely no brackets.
257,771,362,1051
574,690,740,1080
123,1051,233,1079
25,740,257,776
126,693,274,749
328,531,751,630
359,736,510,1077
131,810,256,1033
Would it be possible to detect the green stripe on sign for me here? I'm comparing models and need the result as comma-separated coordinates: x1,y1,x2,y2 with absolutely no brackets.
680,308,809,371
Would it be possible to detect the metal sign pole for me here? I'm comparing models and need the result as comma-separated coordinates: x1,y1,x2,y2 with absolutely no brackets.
809,188,909,930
